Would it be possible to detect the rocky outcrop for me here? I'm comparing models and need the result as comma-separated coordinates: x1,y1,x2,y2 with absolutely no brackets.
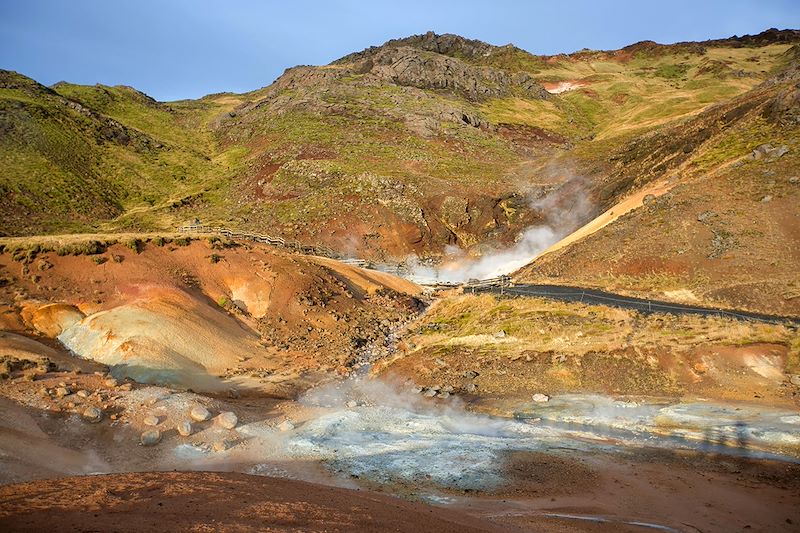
362,45,547,101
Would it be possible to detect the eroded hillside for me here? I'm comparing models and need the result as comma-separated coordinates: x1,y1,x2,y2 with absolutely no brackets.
2,30,798,264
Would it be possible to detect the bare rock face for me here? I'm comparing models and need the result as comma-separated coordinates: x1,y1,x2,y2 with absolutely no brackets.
764,82,800,125
190,405,211,422
363,45,548,101
216,411,238,430
176,421,193,437
140,430,161,446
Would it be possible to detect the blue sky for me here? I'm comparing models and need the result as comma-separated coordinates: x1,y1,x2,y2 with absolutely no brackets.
1,0,798,101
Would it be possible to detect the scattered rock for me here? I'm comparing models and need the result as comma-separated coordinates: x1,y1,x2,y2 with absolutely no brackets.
140,430,161,446
143,415,160,427
532,393,550,403
423,388,438,398
790,375,800,387
761,195,773,203
463,383,478,393
438,391,450,399
54,387,70,398
176,421,193,437
346,400,357,408
277,420,295,432
119,383,133,391
789,177,799,184
76,390,89,399
750,143,789,161
463,370,479,379
494,330,506,339
82,406,103,423
103,378,118,388
216,411,238,430
697,211,717,223
190,405,211,422
213,439,233,452
442,385,454,393
642,194,656,205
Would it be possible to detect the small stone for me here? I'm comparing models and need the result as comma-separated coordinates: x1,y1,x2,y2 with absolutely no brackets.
442,385,454,393
532,393,550,403
38,387,49,397
82,406,103,423
438,391,450,399
464,383,477,393
176,421,193,436
55,387,69,397
119,383,132,391
104,378,118,388
216,411,238,430
143,415,160,426
190,405,211,422
76,390,89,398
761,195,773,203
494,330,506,339
423,388,437,398
789,177,799,184
790,375,800,387
277,420,294,432
463,370,479,379
213,439,231,452
140,430,161,446
346,400,357,408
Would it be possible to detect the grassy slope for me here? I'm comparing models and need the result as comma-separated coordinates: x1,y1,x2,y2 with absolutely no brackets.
0,33,797,263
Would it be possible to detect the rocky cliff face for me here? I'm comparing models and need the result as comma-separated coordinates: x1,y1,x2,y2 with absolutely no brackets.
333,31,549,101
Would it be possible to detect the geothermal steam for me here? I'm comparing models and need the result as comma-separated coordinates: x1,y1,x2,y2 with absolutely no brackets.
408,173,593,283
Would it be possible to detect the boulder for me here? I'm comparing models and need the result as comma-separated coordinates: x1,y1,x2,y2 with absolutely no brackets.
190,405,211,422
140,430,161,446
216,411,238,430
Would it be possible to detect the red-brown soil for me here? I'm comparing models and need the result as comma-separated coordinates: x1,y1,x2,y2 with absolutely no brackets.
0,471,510,533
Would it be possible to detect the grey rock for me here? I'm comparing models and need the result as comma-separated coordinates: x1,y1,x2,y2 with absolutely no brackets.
278,420,295,432
463,370,479,379
532,393,550,403
140,429,161,446
82,406,103,423
190,405,211,422
697,211,717,223
216,411,238,430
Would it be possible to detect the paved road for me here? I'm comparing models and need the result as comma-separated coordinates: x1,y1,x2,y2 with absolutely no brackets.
469,283,800,325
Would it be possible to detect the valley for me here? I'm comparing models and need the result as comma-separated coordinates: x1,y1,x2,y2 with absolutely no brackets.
1,26,799,533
